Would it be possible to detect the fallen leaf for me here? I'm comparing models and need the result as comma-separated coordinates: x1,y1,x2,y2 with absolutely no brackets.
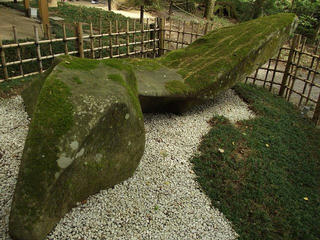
218,148,225,153
304,197,309,201
266,143,270,148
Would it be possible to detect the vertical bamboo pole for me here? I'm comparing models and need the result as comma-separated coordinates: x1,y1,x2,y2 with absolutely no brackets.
98,15,102,58
279,35,299,96
141,19,144,58
146,18,150,57
190,21,194,44
46,24,53,59
299,55,316,106
38,0,49,38
0,39,9,81
195,23,200,39
176,20,181,49
24,0,30,16
12,26,24,77
269,49,282,91
153,19,157,58
287,36,306,101
109,21,113,58
181,21,186,48
133,19,136,57
306,58,319,105
126,20,130,57
263,59,271,88
76,22,84,58
34,26,43,74
115,20,120,57
204,22,209,35
159,18,165,56
62,23,68,55
140,5,144,24
89,22,95,59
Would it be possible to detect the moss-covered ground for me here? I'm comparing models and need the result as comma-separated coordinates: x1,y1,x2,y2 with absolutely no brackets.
191,83,320,240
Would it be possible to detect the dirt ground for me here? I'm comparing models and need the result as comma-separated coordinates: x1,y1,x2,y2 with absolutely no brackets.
0,5,44,41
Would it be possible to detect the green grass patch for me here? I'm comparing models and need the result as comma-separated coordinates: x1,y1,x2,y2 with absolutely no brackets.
0,75,35,97
192,83,320,240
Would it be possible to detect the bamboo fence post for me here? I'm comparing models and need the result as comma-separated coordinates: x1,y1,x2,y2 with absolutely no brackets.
141,19,144,58
306,57,319,105
12,26,24,76
287,36,305,100
263,59,271,88
269,48,282,91
133,19,136,56
109,21,113,58
126,20,130,57
195,23,200,39
204,22,209,35
90,22,95,59
34,26,43,74
140,5,144,24
279,34,299,96
76,22,84,58
159,18,165,56
176,20,181,49
62,23,69,55
98,14,102,58
153,19,157,57
190,21,194,44
46,24,53,59
0,38,9,81
181,21,186,48
146,18,150,58
115,20,120,56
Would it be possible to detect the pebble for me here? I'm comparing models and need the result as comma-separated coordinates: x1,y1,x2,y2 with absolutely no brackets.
1,89,255,240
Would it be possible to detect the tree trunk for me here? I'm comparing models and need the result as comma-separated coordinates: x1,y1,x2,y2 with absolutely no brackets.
108,0,112,11
204,0,215,20
140,5,144,24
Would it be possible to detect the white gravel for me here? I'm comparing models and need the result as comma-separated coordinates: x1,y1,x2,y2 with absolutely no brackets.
1,89,255,240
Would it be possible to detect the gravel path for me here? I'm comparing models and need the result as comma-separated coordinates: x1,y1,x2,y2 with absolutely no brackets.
1,90,255,240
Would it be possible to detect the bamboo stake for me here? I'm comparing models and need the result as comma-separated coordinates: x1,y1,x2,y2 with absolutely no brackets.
279,35,300,96
313,92,320,125
46,24,53,59
153,19,157,58
109,21,113,58
287,36,306,101
146,18,150,58
126,20,130,57
269,49,282,91
76,22,84,58
115,20,120,56
90,22,95,59
181,21,186,48
99,15,102,58
133,19,136,56
62,23,69,55
34,26,43,74
159,18,165,56
176,20,181,49
141,19,144,58
0,38,9,81
12,26,24,76
306,58,319,105
263,59,271,89
190,21,194,44
299,55,317,106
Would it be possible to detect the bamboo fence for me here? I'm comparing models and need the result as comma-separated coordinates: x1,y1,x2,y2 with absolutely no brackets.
1,18,320,124
0,18,161,82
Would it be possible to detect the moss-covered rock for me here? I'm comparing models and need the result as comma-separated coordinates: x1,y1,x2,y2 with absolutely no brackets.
9,56,145,240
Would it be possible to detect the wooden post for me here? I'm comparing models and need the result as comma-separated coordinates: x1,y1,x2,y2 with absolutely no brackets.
126,20,130,57
115,20,119,57
98,15,102,58
38,0,49,37
181,21,186,48
76,22,84,58
62,23,69,55
141,19,144,58
313,94,320,125
176,20,181,49
13,26,24,77
279,34,299,96
0,39,9,81
34,26,43,74
140,5,144,24
46,24,53,58
133,19,136,56
108,0,112,11
90,22,95,59
204,22,209,35
158,18,165,56
153,19,157,58
24,0,30,17
109,21,113,58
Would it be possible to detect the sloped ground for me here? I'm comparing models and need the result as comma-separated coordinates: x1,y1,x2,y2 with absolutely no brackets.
0,89,254,239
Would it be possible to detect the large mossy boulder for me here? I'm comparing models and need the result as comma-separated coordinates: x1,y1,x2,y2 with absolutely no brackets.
131,13,298,112
9,57,145,240
10,13,297,240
